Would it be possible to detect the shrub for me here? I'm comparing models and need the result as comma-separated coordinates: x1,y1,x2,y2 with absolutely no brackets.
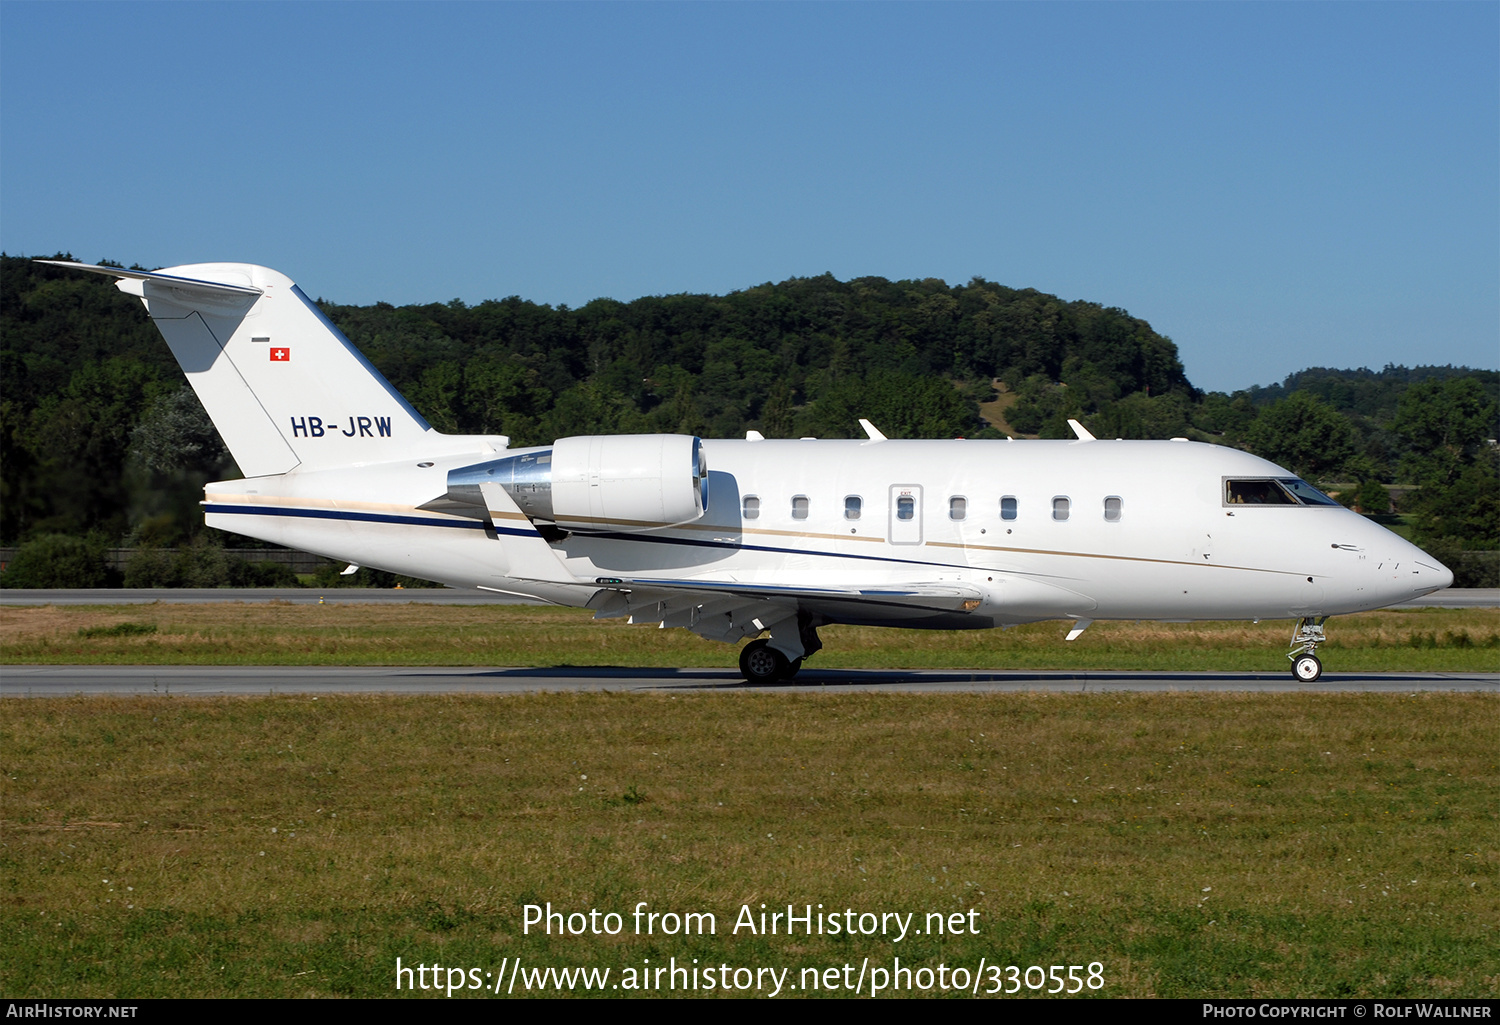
0,534,111,588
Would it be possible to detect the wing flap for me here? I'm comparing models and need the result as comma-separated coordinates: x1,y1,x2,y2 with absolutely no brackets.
604,576,983,612
584,576,983,646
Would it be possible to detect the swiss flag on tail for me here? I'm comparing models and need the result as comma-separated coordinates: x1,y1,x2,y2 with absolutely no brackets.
270,347,290,361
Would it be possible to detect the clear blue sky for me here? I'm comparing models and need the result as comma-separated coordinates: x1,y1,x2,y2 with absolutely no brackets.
2,1,1495,393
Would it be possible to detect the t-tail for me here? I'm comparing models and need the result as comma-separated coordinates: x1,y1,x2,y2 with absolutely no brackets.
38,261,446,476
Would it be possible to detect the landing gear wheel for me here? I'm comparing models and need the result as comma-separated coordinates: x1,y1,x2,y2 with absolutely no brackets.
1292,654,1323,682
739,639,789,683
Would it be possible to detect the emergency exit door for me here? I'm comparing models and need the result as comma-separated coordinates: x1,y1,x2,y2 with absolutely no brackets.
888,484,923,545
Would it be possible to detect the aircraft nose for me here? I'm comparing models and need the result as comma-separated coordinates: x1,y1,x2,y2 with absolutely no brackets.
1427,558,1455,591
1358,524,1455,606
1400,541,1453,597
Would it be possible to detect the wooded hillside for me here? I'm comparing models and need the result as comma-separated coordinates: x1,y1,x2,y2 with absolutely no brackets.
3,253,1494,584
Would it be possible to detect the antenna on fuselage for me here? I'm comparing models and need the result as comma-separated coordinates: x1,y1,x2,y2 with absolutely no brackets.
1067,419,1096,442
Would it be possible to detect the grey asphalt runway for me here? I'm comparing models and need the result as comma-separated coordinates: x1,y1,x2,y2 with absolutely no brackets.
0,587,532,605
3,664,1495,695
2,587,1496,607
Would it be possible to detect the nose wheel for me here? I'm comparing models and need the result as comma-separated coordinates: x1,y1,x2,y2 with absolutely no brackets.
1288,617,1328,682
1293,653,1323,682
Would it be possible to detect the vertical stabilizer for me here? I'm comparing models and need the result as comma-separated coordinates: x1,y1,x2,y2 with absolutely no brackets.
39,261,435,477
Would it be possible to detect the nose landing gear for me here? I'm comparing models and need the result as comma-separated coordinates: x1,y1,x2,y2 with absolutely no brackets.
1293,652,1323,682
1288,617,1328,682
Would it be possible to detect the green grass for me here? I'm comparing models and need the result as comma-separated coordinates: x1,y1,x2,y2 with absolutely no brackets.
1,692,1495,998
3,603,1498,672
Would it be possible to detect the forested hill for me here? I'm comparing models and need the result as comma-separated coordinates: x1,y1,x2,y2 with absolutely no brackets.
2,254,1494,581
1241,365,1500,417
316,268,1194,445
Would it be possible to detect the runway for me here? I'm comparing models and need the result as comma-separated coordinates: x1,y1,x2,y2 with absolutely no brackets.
0,587,533,605
3,664,1495,696
2,587,1496,608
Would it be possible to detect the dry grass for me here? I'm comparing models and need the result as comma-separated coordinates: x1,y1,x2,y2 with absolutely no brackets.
1,691,1495,997
1,603,1496,671
979,384,1023,437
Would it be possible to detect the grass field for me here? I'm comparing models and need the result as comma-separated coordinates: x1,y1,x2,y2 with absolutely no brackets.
1,690,1496,999
1,604,1495,999
2,602,1498,672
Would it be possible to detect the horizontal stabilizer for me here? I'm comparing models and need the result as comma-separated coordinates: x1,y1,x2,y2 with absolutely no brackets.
37,261,263,299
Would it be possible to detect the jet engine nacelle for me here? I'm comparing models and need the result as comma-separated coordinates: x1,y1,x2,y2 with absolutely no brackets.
445,434,708,533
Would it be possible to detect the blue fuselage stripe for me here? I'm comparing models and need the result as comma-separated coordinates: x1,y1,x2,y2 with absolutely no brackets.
205,503,493,532
202,502,952,569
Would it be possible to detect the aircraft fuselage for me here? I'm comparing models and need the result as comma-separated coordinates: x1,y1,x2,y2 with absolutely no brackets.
201,436,1447,628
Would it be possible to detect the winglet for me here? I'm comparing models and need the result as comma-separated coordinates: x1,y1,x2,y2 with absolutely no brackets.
859,418,887,442
1067,419,1096,442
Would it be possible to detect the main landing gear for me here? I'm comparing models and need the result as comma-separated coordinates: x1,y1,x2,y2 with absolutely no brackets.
738,639,803,683
737,614,823,683
1288,616,1328,682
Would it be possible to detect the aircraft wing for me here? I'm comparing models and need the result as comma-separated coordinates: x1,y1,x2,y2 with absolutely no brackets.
587,577,983,643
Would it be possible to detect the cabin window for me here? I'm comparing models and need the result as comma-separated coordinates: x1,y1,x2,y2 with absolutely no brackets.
896,495,915,521
949,496,967,520
1104,496,1123,521
792,495,809,520
742,496,760,520
844,495,862,520
1052,496,1070,521
1000,496,1018,520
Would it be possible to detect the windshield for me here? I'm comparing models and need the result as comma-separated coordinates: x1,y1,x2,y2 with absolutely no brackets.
1277,478,1340,506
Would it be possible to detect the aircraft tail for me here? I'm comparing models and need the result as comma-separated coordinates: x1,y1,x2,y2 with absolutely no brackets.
40,261,436,477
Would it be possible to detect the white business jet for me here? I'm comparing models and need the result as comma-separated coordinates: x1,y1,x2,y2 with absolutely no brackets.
43,261,1453,683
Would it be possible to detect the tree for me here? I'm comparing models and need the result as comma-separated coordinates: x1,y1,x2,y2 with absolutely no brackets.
798,371,979,439
1242,392,1356,481
1392,377,1499,488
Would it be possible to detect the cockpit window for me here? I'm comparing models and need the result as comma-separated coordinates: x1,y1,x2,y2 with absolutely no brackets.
1277,478,1340,506
1226,479,1296,505
1225,478,1338,506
